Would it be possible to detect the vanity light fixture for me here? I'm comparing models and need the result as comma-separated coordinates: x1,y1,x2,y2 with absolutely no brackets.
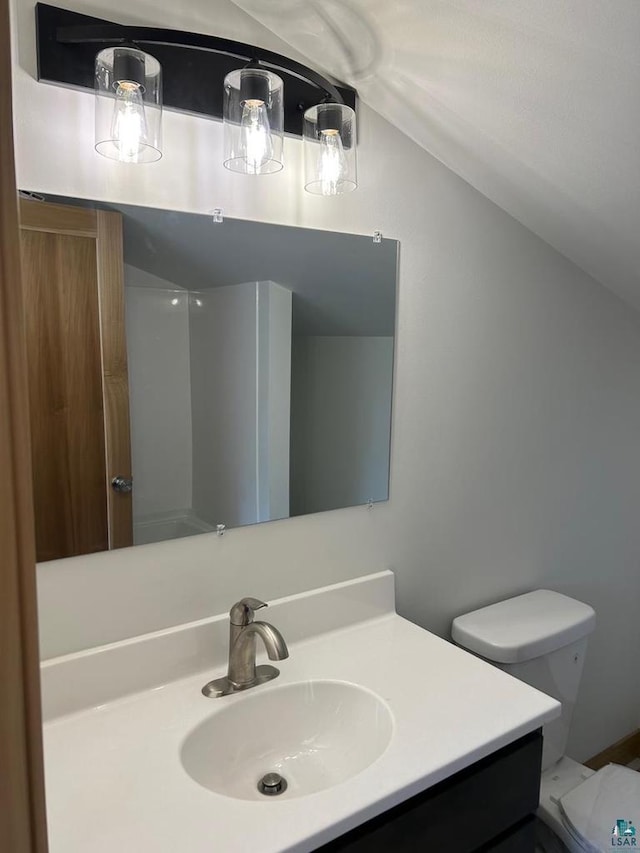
223,66,284,175
35,4,358,193
95,46,162,163
303,102,357,195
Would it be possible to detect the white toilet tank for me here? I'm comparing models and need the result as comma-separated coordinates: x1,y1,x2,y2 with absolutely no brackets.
452,590,596,771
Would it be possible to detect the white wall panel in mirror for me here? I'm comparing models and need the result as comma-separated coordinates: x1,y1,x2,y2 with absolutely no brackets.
21,194,398,559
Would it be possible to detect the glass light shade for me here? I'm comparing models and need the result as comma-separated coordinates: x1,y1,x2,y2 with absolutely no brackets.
95,47,162,163
223,68,284,175
303,103,357,195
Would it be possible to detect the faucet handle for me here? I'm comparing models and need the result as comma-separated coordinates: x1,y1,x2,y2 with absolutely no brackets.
229,597,268,626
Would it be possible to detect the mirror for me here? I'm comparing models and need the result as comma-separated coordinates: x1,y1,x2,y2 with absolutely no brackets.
18,193,398,560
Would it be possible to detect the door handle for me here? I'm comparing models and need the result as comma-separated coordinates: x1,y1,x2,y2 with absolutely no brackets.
111,476,133,494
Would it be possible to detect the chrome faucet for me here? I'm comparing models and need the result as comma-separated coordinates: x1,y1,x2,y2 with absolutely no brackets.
202,597,289,698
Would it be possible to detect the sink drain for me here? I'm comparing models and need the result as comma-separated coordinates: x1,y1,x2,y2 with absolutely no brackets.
257,772,288,796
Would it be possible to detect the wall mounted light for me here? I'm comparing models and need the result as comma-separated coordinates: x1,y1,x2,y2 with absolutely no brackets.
35,3,358,193
303,103,357,195
223,67,284,175
95,46,162,163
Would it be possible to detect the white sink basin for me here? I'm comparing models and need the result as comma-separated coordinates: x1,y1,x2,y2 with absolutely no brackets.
180,679,393,800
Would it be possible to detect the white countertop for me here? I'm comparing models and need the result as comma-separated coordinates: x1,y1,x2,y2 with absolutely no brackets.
42,573,560,852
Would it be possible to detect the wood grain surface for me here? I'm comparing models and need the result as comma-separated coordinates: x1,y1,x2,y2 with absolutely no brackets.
0,0,49,845
20,224,109,560
96,209,133,549
19,199,132,558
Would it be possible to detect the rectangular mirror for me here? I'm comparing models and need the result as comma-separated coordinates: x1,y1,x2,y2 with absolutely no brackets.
19,194,398,560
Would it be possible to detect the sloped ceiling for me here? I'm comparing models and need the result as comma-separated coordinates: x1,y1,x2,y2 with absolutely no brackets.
232,0,640,310
114,203,398,337
41,194,397,336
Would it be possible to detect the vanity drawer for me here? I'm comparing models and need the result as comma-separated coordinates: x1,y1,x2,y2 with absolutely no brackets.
479,815,537,852
317,729,542,853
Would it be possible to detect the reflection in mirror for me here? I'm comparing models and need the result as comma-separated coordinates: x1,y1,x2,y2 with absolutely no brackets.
18,194,398,559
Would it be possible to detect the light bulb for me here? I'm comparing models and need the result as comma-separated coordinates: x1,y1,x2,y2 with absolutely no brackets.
240,99,273,173
110,82,148,163
318,130,347,196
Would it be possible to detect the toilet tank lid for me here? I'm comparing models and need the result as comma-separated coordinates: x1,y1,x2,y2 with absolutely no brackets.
451,590,596,663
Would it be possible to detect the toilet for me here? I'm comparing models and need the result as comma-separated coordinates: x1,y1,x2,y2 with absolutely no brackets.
452,590,640,853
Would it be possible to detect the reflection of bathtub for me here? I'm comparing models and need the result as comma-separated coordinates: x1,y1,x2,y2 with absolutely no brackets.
133,511,214,546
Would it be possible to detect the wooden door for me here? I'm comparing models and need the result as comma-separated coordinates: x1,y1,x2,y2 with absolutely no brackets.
19,199,133,561
0,0,48,845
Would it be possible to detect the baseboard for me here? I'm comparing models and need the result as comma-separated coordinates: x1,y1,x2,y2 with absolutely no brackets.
585,729,640,770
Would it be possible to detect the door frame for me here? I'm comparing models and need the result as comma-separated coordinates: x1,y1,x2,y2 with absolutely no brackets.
0,0,49,847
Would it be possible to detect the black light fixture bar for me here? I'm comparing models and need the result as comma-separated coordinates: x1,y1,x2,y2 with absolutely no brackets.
36,3,357,137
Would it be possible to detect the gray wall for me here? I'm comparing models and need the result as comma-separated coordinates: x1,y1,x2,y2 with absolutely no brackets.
290,336,393,515
124,268,193,521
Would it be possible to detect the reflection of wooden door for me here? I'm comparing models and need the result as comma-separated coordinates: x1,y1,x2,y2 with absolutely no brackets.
19,198,132,561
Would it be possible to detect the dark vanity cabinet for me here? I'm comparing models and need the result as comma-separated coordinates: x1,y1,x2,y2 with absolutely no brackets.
318,729,542,853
